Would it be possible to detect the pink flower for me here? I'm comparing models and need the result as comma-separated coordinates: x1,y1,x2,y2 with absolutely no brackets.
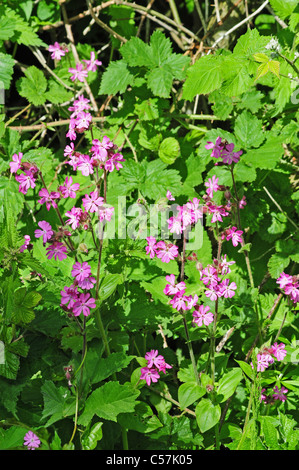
155,241,178,263
221,143,243,164
65,207,83,230
145,236,157,259
68,63,88,82
219,279,237,298
34,220,53,244
270,342,287,362
192,305,214,327
64,143,75,158
225,226,243,247
73,293,96,316
82,190,104,213
104,153,125,172
169,290,188,311
272,385,288,402
254,353,272,372
60,285,79,309
15,170,36,194
276,272,293,289
48,42,68,61
140,366,160,386
163,274,185,296
219,254,235,275
205,284,221,301
284,283,299,303
98,206,114,222
239,196,247,209
201,266,219,286
205,175,220,198
68,95,90,117
77,275,96,290
20,235,31,253
145,350,165,369
90,136,114,161
46,242,68,261
38,188,60,211
167,216,183,235
10,152,23,173
76,154,94,176
205,137,224,159
71,261,91,282
75,111,92,130
82,51,102,72
166,190,175,201
59,176,80,199
208,204,229,224
24,431,41,450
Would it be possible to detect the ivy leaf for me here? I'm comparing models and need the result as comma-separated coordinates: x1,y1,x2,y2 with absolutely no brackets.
16,66,47,106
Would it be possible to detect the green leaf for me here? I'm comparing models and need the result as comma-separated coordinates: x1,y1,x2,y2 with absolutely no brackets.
182,55,224,100
268,252,290,278
245,136,284,169
16,66,47,106
41,380,76,427
217,368,243,402
85,350,135,384
260,416,280,449
78,381,140,425
98,273,122,302
195,398,221,433
146,65,173,98
235,360,253,379
0,426,27,450
269,0,297,19
178,381,206,409
234,111,264,149
81,422,103,450
0,53,15,90
158,137,180,164
99,60,135,95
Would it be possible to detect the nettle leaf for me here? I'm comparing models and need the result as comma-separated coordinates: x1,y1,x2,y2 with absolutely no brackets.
269,0,297,19
0,53,15,90
182,55,224,100
234,111,265,149
99,60,135,95
0,7,45,46
16,66,47,106
78,381,140,425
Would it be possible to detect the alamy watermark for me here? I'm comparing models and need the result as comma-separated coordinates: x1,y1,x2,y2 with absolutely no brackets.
0,341,5,364
0,81,4,106
93,197,204,251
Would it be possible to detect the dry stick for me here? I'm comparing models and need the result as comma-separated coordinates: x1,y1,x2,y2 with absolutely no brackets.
208,0,269,53
136,0,156,37
29,46,75,92
60,2,99,114
86,0,127,43
8,116,105,132
263,186,299,232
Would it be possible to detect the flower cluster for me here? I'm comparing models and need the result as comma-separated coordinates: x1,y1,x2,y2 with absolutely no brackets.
277,272,299,304
205,137,243,165
221,226,244,247
167,197,203,235
65,126,125,176
24,430,40,450
197,256,237,302
252,342,287,372
140,349,172,386
60,262,96,317
68,51,102,82
145,237,179,263
10,153,39,195
261,385,288,404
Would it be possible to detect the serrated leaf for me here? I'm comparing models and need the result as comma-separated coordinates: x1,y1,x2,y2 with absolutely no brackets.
268,252,290,278
99,60,135,95
269,0,297,19
78,381,140,425
182,55,224,100
41,380,76,426
16,66,47,106
0,53,15,90
234,111,264,149
245,136,284,169
146,66,173,98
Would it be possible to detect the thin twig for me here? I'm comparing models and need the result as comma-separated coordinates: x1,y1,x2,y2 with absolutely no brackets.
263,186,299,231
